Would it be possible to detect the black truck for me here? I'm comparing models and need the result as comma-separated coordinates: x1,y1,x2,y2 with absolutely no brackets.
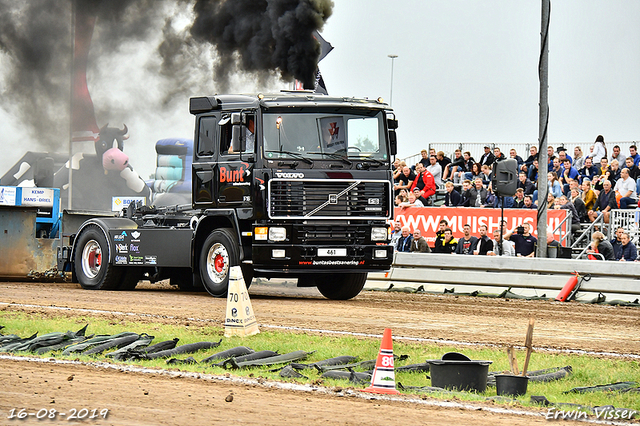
61,92,397,300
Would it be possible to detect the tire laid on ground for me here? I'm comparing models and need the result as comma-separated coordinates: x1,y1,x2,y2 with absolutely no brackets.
316,273,368,300
74,225,123,290
199,229,240,297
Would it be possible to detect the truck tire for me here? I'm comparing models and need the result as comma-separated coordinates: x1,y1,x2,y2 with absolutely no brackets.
316,273,367,300
74,225,122,290
199,229,240,297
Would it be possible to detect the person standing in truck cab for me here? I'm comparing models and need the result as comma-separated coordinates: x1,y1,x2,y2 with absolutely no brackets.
245,116,255,152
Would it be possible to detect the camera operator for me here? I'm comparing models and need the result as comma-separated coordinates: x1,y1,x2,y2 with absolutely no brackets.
504,222,537,257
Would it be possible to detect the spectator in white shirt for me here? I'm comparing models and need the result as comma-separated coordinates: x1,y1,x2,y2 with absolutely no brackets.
613,168,638,209
427,155,443,188
488,229,515,256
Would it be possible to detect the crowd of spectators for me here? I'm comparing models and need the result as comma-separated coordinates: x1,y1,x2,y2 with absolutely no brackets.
392,135,640,260
391,219,638,261
394,136,640,225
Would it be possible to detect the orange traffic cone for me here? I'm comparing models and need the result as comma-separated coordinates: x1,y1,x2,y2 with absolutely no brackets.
362,328,400,395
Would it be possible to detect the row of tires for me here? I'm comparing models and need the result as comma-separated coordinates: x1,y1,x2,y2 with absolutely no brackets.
73,225,367,300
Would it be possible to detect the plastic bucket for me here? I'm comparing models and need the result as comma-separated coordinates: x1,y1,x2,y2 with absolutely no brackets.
495,374,529,397
428,359,492,392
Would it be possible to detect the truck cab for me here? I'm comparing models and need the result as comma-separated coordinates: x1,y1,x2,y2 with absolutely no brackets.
190,93,396,298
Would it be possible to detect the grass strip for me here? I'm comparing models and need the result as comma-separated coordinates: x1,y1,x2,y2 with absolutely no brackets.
0,310,638,413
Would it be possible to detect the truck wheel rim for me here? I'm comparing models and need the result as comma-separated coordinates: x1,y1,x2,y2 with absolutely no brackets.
207,243,228,284
81,240,102,279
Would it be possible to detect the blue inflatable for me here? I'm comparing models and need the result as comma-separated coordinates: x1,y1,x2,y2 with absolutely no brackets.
149,138,193,206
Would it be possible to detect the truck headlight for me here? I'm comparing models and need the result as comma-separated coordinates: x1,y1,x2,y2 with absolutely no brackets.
371,227,388,241
269,227,287,242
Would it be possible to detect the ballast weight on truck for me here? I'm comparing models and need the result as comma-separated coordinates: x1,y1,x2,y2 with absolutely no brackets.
60,92,398,300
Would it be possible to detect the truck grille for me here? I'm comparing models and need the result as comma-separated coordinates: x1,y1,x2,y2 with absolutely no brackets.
268,179,391,220
295,224,367,244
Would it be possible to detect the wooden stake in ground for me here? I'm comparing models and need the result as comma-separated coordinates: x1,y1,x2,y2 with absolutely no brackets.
521,317,535,376
506,346,519,375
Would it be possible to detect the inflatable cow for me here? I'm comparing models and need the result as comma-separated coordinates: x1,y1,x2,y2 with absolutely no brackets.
95,124,149,194
52,124,151,211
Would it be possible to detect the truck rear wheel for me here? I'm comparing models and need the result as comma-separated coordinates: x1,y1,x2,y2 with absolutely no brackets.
316,273,368,300
74,225,122,290
199,229,239,297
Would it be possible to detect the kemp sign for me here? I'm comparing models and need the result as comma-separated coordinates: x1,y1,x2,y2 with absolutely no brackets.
395,207,570,245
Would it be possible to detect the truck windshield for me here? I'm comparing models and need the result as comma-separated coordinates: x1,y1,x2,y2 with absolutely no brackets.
263,111,388,162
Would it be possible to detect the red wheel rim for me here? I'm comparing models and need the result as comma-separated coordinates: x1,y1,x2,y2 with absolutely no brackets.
214,254,225,273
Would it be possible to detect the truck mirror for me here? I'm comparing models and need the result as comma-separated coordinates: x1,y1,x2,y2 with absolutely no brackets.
388,131,397,156
231,124,245,152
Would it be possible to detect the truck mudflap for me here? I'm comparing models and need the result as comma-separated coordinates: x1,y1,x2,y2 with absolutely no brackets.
250,243,393,274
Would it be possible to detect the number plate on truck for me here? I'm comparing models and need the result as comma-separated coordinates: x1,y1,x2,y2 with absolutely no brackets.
318,248,347,257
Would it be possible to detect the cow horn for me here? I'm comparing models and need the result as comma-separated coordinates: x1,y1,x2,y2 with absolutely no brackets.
121,124,130,140
99,123,109,133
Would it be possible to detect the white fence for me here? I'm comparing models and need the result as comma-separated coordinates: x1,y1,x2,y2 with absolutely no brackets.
401,141,640,168
610,209,640,244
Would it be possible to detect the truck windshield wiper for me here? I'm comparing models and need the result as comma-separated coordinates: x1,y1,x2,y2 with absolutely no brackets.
359,157,386,166
355,157,386,170
308,152,352,165
268,150,313,165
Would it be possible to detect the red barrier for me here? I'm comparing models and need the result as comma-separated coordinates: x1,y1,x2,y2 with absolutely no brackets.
394,206,569,246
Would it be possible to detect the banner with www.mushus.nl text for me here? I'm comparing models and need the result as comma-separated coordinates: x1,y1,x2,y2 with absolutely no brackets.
395,206,569,246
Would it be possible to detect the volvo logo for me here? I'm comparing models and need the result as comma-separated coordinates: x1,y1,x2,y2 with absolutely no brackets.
275,172,305,179
368,198,380,205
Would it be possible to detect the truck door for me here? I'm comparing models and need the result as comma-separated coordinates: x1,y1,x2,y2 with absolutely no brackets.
193,114,219,207
215,112,254,208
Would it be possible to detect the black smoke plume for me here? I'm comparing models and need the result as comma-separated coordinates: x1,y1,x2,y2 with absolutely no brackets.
0,0,333,152
189,0,332,90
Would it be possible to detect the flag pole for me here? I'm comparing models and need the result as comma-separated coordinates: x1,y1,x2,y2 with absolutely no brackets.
68,0,76,210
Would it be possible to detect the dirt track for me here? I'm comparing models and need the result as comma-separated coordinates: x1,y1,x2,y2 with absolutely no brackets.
0,279,639,425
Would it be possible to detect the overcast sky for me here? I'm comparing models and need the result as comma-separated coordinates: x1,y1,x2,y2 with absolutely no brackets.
321,0,640,159
1,0,639,178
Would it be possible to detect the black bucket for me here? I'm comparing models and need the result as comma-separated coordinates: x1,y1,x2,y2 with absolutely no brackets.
427,355,492,392
495,374,529,397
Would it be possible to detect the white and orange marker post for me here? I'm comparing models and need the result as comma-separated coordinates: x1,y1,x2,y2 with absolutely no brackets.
224,266,259,338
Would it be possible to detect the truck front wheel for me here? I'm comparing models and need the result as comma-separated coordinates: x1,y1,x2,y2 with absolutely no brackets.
316,273,368,300
199,229,240,297
74,225,122,290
